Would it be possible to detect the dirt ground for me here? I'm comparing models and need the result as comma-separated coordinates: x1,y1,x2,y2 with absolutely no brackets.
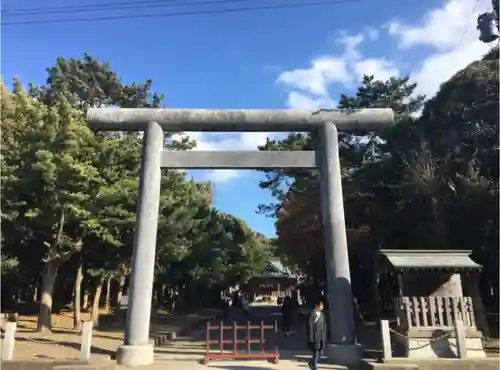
0,308,217,361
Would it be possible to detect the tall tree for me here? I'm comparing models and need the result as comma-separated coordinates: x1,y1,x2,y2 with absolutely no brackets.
2,54,272,330
28,53,164,110
258,52,499,316
259,75,425,282
1,81,102,331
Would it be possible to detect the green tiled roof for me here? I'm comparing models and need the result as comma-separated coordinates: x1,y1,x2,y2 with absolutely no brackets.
268,258,292,275
255,258,295,277
380,250,482,269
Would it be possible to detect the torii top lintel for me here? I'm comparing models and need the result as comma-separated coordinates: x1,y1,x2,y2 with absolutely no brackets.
87,108,394,132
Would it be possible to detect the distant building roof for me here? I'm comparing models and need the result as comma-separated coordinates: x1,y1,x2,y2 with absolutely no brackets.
268,258,292,275
380,249,482,270
248,258,297,279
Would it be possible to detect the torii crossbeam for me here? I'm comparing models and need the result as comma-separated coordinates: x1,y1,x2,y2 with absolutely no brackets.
87,108,394,367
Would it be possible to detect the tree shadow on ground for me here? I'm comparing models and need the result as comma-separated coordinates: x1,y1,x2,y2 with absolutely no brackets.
15,326,83,335
14,337,116,358
12,324,125,342
155,347,206,356
95,309,215,335
277,352,309,361
206,366,277,370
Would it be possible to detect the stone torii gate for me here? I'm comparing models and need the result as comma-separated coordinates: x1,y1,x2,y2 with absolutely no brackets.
87,107,394,366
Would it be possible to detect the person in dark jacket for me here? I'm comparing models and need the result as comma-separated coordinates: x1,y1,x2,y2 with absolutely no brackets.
221,296,231,319
307,299,327,370
281,295,293,334
240,293,250,319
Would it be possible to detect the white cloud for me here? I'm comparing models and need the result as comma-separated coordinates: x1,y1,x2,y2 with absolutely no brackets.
277,0,495,107
388,0,492,98
203,168,241,183
353,58,399,82
174,0,495,185
277,57,351,96
365,27,380,41
411,41,491,97
387,0,490,51
276,29,400,108
286,91,336,109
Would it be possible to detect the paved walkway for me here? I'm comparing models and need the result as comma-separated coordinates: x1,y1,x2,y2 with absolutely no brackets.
117,304,347,369
114,304,500,369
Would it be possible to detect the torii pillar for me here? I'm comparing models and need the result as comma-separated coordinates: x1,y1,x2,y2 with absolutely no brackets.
87,108,394,366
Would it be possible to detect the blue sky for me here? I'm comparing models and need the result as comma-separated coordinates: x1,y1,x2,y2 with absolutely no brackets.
2,0,493,237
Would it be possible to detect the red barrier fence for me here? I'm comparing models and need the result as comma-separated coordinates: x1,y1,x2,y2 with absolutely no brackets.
203,320,279,365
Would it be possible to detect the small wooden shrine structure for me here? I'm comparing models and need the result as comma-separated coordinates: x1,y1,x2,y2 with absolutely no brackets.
246,258,298,299
375,250,488,359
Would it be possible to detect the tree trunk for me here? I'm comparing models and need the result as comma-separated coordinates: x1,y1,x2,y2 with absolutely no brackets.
31,284,39,305
83,290,89,310
153,282,164,308
104,278,111,312
37,260,59,332
431,197,449,248
73,263,83,331
161,284,166,307
153,282,158,307
91,277,104,327
115,275,125,309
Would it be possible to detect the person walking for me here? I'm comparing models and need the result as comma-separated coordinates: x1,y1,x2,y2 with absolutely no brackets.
241,293,250,319
281,295,292,335
221,296,230,319
307,299,327,370
232,291,240,308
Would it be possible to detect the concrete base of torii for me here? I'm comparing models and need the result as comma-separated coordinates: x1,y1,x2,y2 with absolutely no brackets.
116,344,155,366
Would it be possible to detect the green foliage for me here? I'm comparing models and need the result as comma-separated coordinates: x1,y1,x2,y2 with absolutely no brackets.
28,53,164,110
7,49,496,326
258,76,425,277
1,54,272,323
1,81,101,267
259,57,499,295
